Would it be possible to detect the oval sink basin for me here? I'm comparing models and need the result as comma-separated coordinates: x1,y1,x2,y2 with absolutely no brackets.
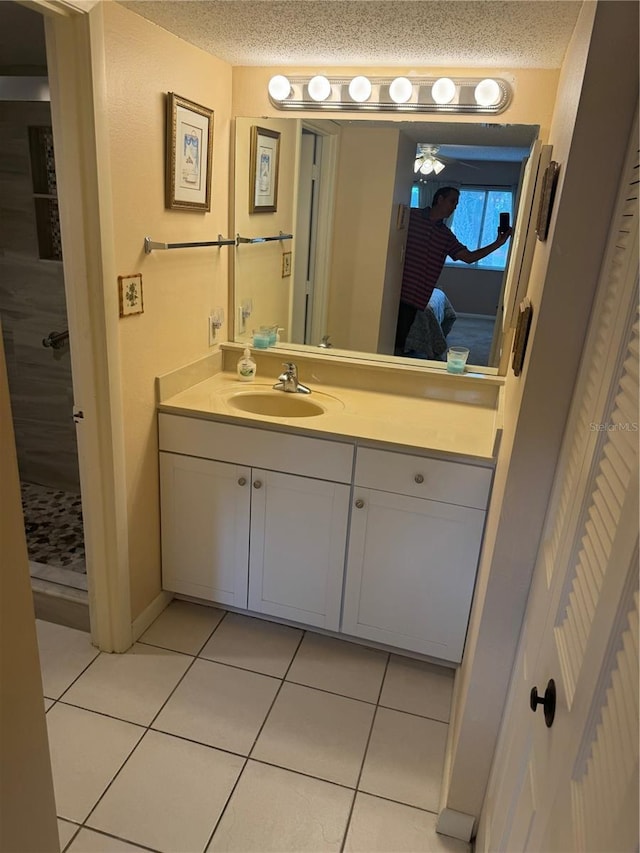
228,391,326,418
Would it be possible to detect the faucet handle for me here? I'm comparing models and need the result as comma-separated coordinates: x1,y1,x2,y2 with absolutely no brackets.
283,361,298,375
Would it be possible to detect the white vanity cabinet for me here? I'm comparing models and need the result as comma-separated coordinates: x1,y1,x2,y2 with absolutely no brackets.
160,452,250,607
158,414,353,630
341,447,492,662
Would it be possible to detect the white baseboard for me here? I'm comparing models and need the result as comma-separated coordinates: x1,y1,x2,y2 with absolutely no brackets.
131,590,173,642
436,808,476,842
456,312,496,321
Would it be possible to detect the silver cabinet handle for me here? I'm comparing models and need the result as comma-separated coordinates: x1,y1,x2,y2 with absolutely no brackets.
253,480,262,489
238,477,247,486
355,498,365,509
414,474,424,484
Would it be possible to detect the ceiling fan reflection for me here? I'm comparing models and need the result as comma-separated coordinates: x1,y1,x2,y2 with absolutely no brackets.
414,144,480,175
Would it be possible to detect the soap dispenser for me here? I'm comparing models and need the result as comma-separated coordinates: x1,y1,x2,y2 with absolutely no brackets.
237,347,257,381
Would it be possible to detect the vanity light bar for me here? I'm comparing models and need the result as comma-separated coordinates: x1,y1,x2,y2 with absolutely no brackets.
267,75,512,114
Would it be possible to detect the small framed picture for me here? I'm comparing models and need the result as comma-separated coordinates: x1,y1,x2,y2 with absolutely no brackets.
512,298,532,376
118,274,144,317
166,93,214,212
250,126,280,213
536,160,560,241
282,251,292,277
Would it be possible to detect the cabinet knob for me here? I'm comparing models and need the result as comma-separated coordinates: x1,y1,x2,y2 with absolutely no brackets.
253,480,262,489
414,473,424,484
355,498,365,509
238,477,247,486
530,679,556,728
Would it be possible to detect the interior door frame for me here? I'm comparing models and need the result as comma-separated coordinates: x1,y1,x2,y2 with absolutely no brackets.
25,0,132,651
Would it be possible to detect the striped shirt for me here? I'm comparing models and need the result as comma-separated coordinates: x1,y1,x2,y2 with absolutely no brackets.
400,208,467,310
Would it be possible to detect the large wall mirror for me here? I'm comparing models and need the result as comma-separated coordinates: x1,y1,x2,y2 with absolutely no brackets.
233,116,540,374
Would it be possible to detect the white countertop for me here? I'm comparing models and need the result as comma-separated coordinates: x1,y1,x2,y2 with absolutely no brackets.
158,372,500,462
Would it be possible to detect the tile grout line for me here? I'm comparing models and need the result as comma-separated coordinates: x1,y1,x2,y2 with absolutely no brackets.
339,651,392,853
73,609,232,844
61,823,161,853
201,626,308,851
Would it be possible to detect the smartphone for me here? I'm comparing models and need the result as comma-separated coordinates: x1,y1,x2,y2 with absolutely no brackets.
499,212,510,234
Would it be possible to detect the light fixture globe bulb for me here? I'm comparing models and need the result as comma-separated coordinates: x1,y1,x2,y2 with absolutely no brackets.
420,159,434,175
348,75,372,103
432,159,445,175
268,75,291,101
474,78,501,107
308,75,331,101
431,77,456,105
389,77,413,104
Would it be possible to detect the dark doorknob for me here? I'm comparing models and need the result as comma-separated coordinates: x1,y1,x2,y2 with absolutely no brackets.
530,678,556,727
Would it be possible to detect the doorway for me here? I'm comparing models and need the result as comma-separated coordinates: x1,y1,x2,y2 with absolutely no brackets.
0,3,88,630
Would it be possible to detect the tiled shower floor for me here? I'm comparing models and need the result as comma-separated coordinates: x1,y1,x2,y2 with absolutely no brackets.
21,481,86,573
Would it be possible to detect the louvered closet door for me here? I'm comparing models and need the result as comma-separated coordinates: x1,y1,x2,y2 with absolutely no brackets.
492,121,639,853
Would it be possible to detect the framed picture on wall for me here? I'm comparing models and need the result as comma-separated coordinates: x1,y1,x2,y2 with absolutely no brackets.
249,126,280,213
535,160,560,241
165,93,214,212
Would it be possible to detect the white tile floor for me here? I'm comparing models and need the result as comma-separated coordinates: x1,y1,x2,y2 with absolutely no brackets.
38,600,471,853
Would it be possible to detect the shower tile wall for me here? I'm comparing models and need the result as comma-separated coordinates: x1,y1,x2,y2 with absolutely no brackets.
0,100,79,492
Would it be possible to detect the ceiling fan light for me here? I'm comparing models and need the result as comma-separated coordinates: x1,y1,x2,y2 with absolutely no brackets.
348,75,372,103
414,157,424,173
432,159,446,175
420,159,434,175
308,75,331,101
268,75,291,101
431,77,456,105
474,78,501,107
389,77,413,104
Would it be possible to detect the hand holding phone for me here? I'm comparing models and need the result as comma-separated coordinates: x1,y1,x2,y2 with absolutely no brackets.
499,212,510,235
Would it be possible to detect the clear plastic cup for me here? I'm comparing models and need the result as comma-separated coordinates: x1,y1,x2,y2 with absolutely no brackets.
446,346,470,374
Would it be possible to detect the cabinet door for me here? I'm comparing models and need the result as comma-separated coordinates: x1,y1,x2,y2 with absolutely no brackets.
342,488,486,662
160,452,250,607
248,469,350,630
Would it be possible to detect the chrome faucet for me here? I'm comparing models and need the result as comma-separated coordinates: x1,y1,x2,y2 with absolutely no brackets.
273,362,311,394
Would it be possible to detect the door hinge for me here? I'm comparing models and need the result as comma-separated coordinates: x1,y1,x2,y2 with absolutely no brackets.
72,409,84,423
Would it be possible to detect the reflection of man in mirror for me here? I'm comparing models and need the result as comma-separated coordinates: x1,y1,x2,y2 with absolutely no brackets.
395,186,512,354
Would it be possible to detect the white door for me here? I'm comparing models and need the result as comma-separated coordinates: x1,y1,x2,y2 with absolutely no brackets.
160,453,250,607
342,488,486,661
478,125,639,853
248,469,350,630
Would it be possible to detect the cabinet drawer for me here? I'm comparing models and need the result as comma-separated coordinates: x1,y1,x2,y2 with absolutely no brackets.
159,413,354,483
354,447,491,509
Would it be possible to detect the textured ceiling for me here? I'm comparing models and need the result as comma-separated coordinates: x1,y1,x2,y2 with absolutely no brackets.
118,0,582,68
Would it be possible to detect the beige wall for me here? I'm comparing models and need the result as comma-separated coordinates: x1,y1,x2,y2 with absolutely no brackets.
328,126,401,351
378,130,416,352
442,0,639,825
233,116,297,341
0,328,59,853
102,3,232,618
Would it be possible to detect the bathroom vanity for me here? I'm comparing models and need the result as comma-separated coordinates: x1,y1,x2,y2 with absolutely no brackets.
157,350,501,664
